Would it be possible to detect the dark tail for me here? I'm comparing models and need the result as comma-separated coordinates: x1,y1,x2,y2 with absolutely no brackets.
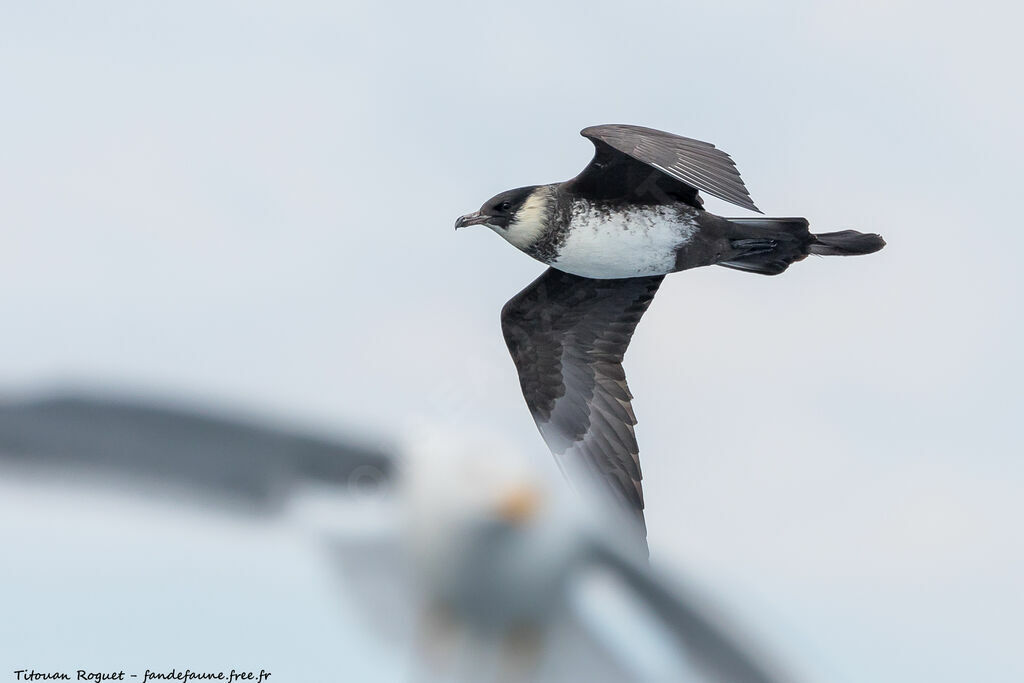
718,218,885,276
809,229,887,256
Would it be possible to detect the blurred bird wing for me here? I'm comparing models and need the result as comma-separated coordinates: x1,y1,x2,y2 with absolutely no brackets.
500,268,663,542
585,535,791,683
570,124,761,213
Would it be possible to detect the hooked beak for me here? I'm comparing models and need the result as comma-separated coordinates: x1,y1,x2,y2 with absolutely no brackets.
454,211,491,230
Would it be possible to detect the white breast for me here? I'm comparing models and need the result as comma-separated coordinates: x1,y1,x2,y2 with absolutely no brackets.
551,204,697,279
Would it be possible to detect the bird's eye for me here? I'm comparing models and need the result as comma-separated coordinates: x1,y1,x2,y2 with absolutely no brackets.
497,201,512,212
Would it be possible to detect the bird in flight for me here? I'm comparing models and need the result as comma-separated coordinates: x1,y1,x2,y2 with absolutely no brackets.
456,124,885,549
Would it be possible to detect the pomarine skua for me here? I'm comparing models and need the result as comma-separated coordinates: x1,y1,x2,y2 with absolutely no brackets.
456,124,885,548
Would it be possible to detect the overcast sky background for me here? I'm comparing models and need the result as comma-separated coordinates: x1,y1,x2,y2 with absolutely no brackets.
2,2,1023,681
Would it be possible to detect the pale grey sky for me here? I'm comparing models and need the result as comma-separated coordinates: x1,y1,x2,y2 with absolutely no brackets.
2,1,1022,681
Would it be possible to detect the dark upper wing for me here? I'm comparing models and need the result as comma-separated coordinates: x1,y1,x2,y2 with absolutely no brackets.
501,268,664,542
565,124,761,213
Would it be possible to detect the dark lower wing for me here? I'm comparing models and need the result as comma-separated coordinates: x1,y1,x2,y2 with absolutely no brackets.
500,268,664,548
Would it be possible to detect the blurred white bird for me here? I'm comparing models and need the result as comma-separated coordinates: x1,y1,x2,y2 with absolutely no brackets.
0,393,791,683
320,427,790,683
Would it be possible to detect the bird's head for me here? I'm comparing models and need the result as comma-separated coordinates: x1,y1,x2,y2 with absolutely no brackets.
455,185,550,250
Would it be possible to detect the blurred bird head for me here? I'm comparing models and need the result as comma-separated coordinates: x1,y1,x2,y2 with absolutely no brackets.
400,428,585,629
